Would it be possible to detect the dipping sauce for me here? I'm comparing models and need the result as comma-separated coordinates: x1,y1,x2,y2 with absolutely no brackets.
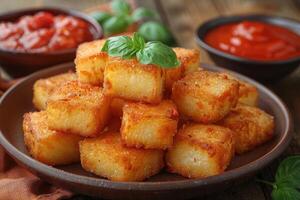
204,21,300,61
0,11,93,52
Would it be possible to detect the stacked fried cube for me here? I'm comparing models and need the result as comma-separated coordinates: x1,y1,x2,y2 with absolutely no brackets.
23,36,274,182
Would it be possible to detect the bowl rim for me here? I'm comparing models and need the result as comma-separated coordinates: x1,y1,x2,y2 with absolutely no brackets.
0,6,103,55
0,62,293,191
196,14,300,65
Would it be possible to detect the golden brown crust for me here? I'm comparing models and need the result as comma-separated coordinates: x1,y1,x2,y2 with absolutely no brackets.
166,124,235,178
23,111,82,166
172,70,239,123
121,100,179,149
224,73,259,106
164,48,200,92
46,81,111,137
104,57,164,104
75,39,107,59
218,104,274,154
173,48,200,75
79,132,164,181
75,39,108,86
33,72,77,110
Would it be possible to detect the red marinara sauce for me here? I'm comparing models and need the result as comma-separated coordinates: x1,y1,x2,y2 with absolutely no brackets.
0,11,93,52
204,21,300,61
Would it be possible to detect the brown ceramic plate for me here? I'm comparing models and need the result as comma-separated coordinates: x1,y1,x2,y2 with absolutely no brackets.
0,63,292,200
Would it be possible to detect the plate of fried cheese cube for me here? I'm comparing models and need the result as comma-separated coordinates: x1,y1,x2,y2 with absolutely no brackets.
0,33,292,200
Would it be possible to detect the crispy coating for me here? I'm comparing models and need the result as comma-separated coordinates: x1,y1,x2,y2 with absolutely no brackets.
23,111,82,166
104,57,165,104
75,39,108,85
166,124,235,178
172,70,239,123
225,73,259,106
238,81,258,106
33,72,77,110
218,104,274,154
121,100,179,149
164,48,200,91
46,81,110,137
79,132,164,181
173,47,200,75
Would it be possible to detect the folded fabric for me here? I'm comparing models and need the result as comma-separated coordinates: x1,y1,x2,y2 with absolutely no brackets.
0,146,73,200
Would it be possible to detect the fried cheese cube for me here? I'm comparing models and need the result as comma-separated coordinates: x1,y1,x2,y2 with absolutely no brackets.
121,100,179,149
172,71,239,123
164,48,200,91
225,73,259,106
218,104,274,154
173,47,200,75
79,132,164,181
23,111,82,165
33,72,77,110
75,39,108,85
166,124,235,178
104,57,164,104
164,67,182,92
238,80,259,106
47,81,110,137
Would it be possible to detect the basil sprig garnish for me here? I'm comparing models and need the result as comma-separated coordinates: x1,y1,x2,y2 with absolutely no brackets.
111,0,132,15
90,0,173,44
138,21,175,46
257,155,300,200
102,33,180,68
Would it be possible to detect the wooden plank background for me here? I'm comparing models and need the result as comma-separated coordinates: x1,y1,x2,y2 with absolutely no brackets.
0,0,299,199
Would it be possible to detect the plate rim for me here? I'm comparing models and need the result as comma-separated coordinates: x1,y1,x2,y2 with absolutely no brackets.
0,62,293,191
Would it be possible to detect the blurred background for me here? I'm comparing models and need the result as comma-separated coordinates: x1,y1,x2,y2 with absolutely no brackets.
1,0,300,64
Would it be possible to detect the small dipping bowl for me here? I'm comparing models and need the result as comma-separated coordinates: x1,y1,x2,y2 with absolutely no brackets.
196,15,300,82
0,7,103,77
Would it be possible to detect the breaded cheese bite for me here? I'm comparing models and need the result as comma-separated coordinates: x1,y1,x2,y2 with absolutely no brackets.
23,111,82,166
33,72,77,110
164,48,200,91
172,70,239,123
166,124,235,179
104,57,165,104
75,39,108,85
238,80,259,106
173,47,200,75
46,81,110,137
225,73,258,106
219,104,274,154
121,100,179,149
79,132,164,181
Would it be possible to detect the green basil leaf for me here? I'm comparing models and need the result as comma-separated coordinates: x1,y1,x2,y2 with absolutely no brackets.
138,21,174,45
131,7,157,22
132,32,145,50
103,35,137,59
90,12,112,25
101,40,109,52
275,156,300,188
103,15,129,35
272,187,300,200
136,41,180,68
111,0,131,15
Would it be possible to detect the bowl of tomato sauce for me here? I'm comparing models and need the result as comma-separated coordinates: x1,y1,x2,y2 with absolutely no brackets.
0,7,103,77
196,15,300,82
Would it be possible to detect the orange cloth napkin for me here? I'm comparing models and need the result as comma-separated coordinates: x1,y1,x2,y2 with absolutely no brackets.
0,146,73,200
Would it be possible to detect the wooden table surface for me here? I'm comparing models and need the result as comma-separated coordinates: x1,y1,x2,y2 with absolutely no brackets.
0,0,300,200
